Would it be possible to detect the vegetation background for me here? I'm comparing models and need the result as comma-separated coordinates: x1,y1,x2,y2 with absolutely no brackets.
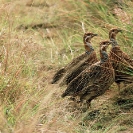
0,0,133,132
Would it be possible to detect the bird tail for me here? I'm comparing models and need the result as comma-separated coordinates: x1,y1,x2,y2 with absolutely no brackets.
61,83,75,98
116,65,133,82
61,92,67,98
51,68,65,84
125,65,133,76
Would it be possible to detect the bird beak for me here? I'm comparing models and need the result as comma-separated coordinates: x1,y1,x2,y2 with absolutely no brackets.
108,41,113,45
101,45,108,49
93,34,98,37
118,29,122,33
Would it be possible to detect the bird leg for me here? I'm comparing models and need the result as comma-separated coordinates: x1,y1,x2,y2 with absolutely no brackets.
76,98,85,110
68,96,76,101
86,100,91,109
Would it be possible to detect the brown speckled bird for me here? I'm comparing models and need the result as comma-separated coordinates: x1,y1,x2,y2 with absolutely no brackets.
109,28,133,90
62,41,115,108
59,32,98,86
51,32,98,84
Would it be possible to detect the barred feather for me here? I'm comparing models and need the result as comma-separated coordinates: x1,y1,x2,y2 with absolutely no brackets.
62,41,115,106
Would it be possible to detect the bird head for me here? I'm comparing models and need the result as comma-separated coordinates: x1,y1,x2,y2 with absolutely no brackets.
100,40,112,51
83,32,98,43
109,28,122,40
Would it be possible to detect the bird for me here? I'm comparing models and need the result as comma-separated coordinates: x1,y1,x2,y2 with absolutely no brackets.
51,32,98,84
109,28,133,90
59,32,98,86
61,40,115,108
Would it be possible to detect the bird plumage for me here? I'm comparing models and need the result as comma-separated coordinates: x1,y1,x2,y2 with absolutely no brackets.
51,32,98,84
109,28,133,89
62,41,115,107
59,32,98,86
51,53,85,84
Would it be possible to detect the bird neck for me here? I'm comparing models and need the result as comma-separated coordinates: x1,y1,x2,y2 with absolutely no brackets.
110,38,118,47
100,49,108,63
84,42,94,55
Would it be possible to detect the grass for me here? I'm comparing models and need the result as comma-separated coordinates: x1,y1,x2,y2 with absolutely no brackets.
0,0,133,132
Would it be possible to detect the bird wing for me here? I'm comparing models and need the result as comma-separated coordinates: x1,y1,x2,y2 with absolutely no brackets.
79,84,101,102
61,62,101,97
123,51,133,66
73,62,102,93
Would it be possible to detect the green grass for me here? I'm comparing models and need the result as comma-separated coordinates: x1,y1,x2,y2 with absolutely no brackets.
0,0,133,132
